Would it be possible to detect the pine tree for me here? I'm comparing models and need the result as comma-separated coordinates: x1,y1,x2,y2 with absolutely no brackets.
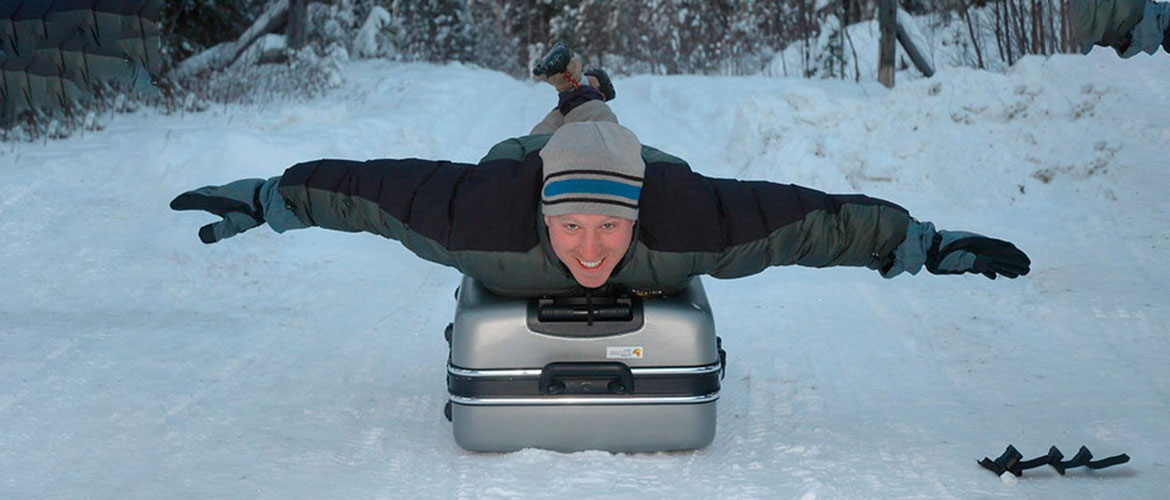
388,0,469,63
464,0,525,74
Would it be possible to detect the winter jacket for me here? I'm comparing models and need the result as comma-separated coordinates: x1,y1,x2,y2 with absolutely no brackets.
1070,0,1170,56
276,134,912,297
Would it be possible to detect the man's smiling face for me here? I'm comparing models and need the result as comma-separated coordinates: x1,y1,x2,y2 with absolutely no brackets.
544,213,635,288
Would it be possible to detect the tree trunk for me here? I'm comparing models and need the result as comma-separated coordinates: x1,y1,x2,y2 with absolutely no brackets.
995,0,1010,65
801,0,813,77
225,0,289,68
1011,0,1028,57
1032,0,1043,54
878,0,897,87
1060,0,1072,52
896,9,935,77
962,1,985,69
287,0,307,50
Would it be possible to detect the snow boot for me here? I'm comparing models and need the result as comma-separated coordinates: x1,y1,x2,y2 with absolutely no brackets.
533,42,616,101
584,68,616,102
533,42,584,93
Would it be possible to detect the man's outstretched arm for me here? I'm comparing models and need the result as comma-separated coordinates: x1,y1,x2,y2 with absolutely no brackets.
652,173,1031,281
170,155,547,275
170,158,485,268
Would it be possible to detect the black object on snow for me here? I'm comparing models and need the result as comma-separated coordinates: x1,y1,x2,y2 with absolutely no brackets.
978,444,1025,476
979,445,1130,478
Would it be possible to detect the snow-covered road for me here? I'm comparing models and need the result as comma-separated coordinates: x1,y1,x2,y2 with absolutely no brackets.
2,52,1167,498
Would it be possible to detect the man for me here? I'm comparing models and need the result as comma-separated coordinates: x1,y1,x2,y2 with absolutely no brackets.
1070,0,1170,57
171,49,1030,298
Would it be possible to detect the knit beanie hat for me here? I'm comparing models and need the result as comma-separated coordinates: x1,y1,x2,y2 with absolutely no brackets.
540,121,645,220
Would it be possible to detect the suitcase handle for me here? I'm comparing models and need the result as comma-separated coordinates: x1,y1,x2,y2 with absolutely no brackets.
538,302,631,322
539,362,636,395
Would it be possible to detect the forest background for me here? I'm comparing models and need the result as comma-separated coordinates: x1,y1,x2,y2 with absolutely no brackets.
2,0,1087,140
167,0,1077,79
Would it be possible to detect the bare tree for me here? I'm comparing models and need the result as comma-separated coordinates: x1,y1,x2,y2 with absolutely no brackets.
961,1,986,68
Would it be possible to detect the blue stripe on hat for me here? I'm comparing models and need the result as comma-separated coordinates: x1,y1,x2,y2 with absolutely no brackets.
543,178,642,201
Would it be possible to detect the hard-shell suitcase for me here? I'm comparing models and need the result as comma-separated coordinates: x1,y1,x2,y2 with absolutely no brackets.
444,275,725,453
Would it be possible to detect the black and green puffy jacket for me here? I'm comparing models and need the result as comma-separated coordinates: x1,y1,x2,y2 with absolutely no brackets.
276,134,912,297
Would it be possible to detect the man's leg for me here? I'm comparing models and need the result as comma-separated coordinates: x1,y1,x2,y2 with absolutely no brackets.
529,85,618,134
530,109,566,136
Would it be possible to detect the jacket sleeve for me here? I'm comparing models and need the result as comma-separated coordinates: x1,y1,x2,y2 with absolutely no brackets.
639,166,913,279
709,180,911,278
274,155,548,273
1069,0,1158,56
275,158,474,268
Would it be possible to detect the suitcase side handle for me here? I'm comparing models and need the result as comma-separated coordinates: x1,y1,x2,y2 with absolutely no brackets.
539,362,636,395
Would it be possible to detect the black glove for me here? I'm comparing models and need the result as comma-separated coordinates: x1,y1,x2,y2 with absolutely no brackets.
170,178,266,244
925,231,1031,280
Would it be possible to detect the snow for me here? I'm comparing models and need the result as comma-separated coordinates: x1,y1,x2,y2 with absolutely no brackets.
2,51,1168,498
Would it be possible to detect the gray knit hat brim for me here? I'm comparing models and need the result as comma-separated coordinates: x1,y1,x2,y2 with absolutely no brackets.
540,122,645,220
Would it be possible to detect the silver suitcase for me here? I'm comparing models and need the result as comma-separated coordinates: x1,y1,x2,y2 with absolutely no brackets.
444,275,725,453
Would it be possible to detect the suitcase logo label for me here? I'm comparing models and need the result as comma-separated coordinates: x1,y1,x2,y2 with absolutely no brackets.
606,346,644,359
